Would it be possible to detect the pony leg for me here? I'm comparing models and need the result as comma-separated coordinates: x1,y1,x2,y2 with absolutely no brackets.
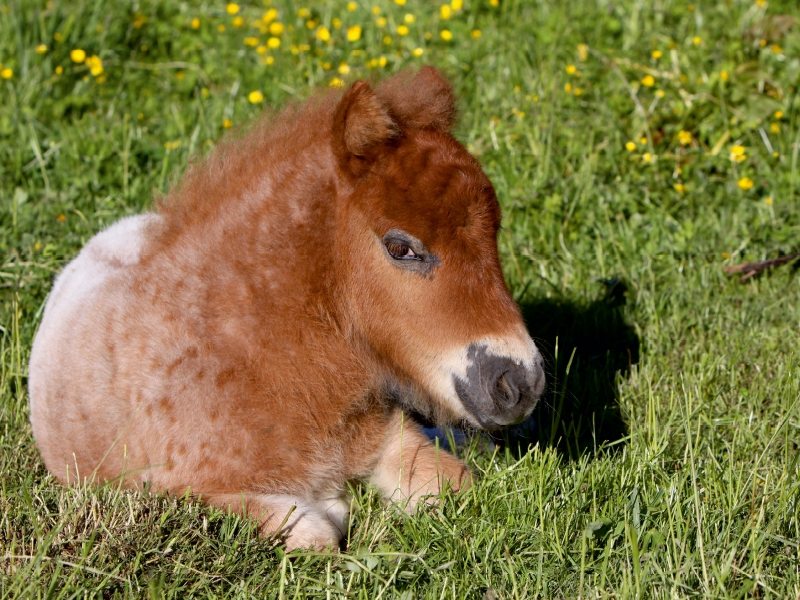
203,493,346,551
369,412,472,510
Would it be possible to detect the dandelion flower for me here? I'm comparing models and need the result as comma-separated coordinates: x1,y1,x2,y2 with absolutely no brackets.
720,70,729,81
774,110,783,119
339,63,350,75
440,5,452,19
692,36,702,46
652,50,662,59
440,29,452,41
248,90,264,103
57,214,66,223
655,90,665,98
372,6,381,15
490,0,499,5
471,29,481,39
377,17,387,27
316,26,330,41
347,26,362,41
269,22,284,35
770,123,779,133
347,2,357,10
244,37,259,47
232,16,243,27
730,145,746,162
678,130,692,145
765,196,773,205
641,75,655,87
332,18,342,28
223,119,233,128
625,141,636,152
226,3,240,15
55,66,63,74
1,68,12,79
642,152,653,163
330,77,345,87
564,83,572,93
265,56,275,65
70,49,86,63
451,0,463,9
36,44,48,54
412,47,423,57
737,177,754,190
639,137,647,145
404,14,416,24
191,17,200,29
673,183,686,193
771,44,782,54
267,37,281,48
218,24,226,32
398,25,409,36
577,43,588,62
565,64,576,75
85,55,103,76
395,0,407,4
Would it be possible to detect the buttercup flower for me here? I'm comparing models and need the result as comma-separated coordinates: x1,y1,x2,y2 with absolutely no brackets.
738,177,754,190
404,14,416,24
678,130,692,145
412,47,424,57
625,141,636,152
36,44,48,54
641,75,655,87
397,25,409,36
226,3,239,15
565,65,576,75
330,77,344,87
347,26,362,41
440,5,452,18
339,63,350,75
471,29,482,39
652,50,662,59
223,119,232,128
85,55,103,76
248,90,264,104
70,49,86,63
269,22,284,35
316,27,330,41
730,145,746,163
191,17,200,29
267,37,281,48
1,68,12,79
440,29,452,41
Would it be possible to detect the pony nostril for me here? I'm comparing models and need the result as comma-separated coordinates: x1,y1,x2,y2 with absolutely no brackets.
493,371,519,407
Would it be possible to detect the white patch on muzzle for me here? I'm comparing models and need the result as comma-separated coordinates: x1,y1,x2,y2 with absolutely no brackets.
422,324,542,425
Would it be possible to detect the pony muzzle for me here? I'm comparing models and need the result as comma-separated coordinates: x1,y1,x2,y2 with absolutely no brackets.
453,342,545,430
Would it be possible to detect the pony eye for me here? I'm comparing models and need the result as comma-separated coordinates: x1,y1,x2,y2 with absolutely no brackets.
386,241,419,260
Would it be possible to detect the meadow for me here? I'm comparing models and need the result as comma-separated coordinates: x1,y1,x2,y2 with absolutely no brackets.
1,0,800,597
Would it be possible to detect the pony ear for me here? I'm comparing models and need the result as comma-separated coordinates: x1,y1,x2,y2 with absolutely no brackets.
377,66,456,132
333,80,398,167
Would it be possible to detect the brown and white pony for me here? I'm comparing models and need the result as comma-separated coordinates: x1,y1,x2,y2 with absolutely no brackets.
28,67,545,550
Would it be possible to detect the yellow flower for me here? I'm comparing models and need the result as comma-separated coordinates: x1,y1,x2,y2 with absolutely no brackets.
774,110,783,119
678,130,692,145
316,26,330,41
265,56,275,65
269,22,284,35
639,137,647,144
55,66,63,74
332,17,341,28
164,140,181,150
36,44,48,54
573,88,582,96
652,50,662,59
641,75,655,87
339,63,350,75
738,177,754,190
223,119,233,128
85,55,103,76
347,26,362,41
226,3,240,15
191,17,200,29
490,0,499,5
398,25,409,36
218,24,226,32
642,152,653,163
412,47,423,57
298,8,311,17
440,29,452,41
565,64,576,75
201,87,210,98
756,0,766,5
721,252,730,259
133,13,147,28
244,37,259,47
404,14,416,24
765,196,773,205
377,17,387,27
383,36,392,45
54,32,62,42
347,1,357,10
577,43,588,62
759,38,767,47
0,68,12,79
625,141,636,152
330,77,344,87
267,37,281,48
770,123,779,133
771,44,782,54
673,183,686,193
471,29,481,39
720,70,729,81
440,4,452,19
263,9,278,23
564,83,572,93
451,0,463,9
730,145,745,158
379,55,387,66
70,49,86,63
248,90,264,104
395,0,407,4
692,36,702,46
655,90,665,98
372,6,381,15
232,16,243,27
57,214,66,223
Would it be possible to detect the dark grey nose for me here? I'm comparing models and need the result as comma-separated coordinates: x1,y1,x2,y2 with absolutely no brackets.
453,344,545,430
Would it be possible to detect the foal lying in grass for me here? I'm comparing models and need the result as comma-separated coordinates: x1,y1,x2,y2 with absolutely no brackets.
29,67,545,550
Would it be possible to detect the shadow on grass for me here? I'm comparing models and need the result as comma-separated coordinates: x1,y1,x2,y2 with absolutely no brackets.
493,279,640,460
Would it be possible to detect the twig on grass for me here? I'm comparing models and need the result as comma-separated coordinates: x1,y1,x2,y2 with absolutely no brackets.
723,252,800,283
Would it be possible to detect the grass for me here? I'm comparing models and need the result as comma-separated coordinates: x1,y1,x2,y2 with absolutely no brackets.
1,0,799,597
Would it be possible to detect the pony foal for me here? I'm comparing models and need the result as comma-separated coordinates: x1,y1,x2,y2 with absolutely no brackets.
29,67,545,550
